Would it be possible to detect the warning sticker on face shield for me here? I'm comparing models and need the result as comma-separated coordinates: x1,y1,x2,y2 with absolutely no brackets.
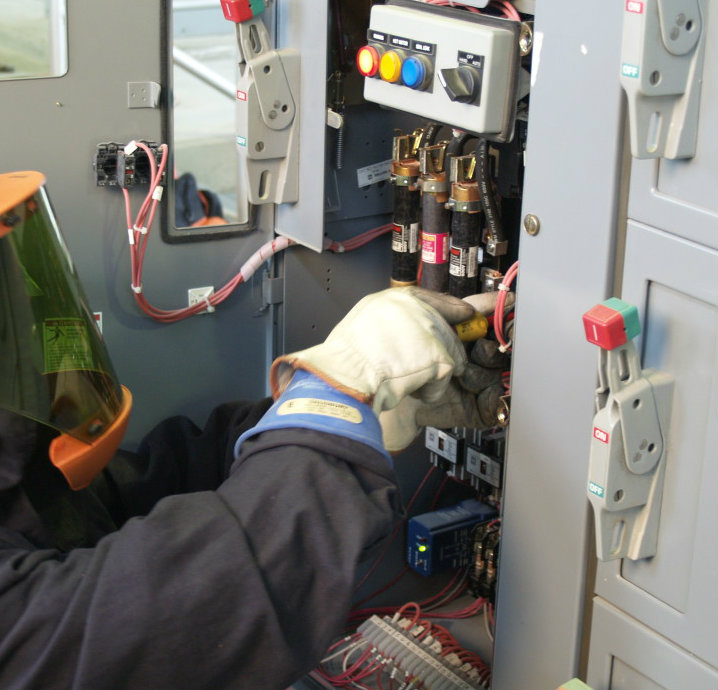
43,318,93,373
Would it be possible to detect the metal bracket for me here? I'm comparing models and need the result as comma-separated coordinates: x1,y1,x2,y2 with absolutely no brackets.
620,0,705,159
261,273,284,309
587,341,674,561
235,16,300,204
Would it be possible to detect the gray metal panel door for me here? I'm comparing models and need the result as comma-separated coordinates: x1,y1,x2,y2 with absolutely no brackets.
586,597,718,690
491,1,626,687
594,222,718,668
587,0,718,680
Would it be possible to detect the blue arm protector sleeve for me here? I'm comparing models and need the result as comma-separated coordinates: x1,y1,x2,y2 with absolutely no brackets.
235,370,391,466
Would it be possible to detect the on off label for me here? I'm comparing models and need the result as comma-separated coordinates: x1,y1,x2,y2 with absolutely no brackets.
593,427,609,444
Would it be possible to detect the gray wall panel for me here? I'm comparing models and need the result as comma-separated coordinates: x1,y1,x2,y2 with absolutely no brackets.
0,0,273,447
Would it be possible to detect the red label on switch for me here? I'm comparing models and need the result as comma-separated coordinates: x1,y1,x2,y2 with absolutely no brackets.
593,427,609,444
626,0,644,13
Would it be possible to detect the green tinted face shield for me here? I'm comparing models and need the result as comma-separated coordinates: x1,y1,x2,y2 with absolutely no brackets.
0,171,131,489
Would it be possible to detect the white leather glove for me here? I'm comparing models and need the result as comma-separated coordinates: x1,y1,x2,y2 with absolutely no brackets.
270,287,474,419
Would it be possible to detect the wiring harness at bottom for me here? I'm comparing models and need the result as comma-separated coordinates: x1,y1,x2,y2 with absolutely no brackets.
316,605,491,690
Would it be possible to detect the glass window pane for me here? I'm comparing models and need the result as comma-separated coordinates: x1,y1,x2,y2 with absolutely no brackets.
0,0,68,80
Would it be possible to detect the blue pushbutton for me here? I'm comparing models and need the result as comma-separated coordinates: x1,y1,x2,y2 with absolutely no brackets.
401,56,429,90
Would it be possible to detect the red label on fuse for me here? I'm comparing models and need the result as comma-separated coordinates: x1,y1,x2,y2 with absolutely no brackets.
237,90,247,101
626,0,644,13
593,427,610,444
421,232,450,264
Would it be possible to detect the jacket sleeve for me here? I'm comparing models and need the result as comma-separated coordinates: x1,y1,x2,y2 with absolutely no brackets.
0,428,399,690
90,399,274,524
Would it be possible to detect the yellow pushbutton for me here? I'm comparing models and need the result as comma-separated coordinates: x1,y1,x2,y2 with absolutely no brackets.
379,50,403,83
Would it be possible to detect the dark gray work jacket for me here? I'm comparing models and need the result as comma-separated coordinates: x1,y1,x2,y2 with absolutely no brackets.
0,400,398,690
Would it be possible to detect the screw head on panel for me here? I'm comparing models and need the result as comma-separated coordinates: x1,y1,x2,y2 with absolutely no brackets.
523,213,540,236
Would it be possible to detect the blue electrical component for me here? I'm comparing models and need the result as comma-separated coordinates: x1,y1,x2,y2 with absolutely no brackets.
407,499,496,577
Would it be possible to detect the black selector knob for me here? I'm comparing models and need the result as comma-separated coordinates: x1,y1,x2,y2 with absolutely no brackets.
439,66,480,104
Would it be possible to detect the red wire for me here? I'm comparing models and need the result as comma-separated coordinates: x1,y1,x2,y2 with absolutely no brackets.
352,466,436,594
121,141,299,324
494,260,519,350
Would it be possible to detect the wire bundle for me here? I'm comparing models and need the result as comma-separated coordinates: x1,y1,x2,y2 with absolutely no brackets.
420,0,522,21
317,603,491,689
120,140,296,323
493,260,518,351
324,224,394,253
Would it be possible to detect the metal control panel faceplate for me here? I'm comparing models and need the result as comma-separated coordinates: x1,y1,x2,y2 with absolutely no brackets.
362,1,520,140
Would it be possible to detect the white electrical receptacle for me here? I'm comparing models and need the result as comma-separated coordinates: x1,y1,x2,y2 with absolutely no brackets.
187,286,215,313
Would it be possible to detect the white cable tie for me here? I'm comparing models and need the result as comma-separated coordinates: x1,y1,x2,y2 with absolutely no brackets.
133,224,148,235
124,140,138,155
498,282,510,291
152,185,164,201
127,228,135,245
131,284,143,294
203,297,215,313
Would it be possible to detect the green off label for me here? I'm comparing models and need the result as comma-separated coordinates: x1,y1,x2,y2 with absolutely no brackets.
588,481,605,498
621,63,639,78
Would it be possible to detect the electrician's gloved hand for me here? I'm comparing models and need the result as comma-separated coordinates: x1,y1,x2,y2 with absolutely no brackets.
378,314,511,452
270,287,474,412
234,288,472,462
378,363,505,452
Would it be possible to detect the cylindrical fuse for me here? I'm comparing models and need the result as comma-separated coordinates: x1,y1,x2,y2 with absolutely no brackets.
391,180,420,285
447,155,483,298
390,134,422,286
418,143,450,292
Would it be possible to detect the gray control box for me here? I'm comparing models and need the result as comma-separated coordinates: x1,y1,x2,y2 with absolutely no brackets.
363,0,520,141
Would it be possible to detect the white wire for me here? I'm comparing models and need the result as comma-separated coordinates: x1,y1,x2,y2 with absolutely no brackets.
483,603,494,643
320,638,368,664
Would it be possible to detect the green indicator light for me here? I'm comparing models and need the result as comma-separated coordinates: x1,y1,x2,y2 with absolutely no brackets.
418,544,427,552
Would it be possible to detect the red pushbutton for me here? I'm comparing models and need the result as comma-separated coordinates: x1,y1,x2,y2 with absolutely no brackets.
220,0,253,22
582,304,627,350
356,45,381,78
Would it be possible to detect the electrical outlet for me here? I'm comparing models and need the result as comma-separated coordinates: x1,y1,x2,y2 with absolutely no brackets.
187,286,215,313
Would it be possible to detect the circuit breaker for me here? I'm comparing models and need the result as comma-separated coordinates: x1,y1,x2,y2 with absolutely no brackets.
358,0,521,141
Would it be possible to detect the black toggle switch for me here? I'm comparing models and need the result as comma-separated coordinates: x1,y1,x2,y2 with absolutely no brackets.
439,66,480,104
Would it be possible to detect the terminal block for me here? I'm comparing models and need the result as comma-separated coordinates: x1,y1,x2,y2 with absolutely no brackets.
93,142,165,188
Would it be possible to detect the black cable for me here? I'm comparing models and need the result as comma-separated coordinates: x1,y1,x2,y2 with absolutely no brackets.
476,138,504,250
420,122,442,148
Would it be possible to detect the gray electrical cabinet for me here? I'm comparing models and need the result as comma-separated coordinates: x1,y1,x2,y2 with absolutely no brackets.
584,0,718,685
1,1,716,689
